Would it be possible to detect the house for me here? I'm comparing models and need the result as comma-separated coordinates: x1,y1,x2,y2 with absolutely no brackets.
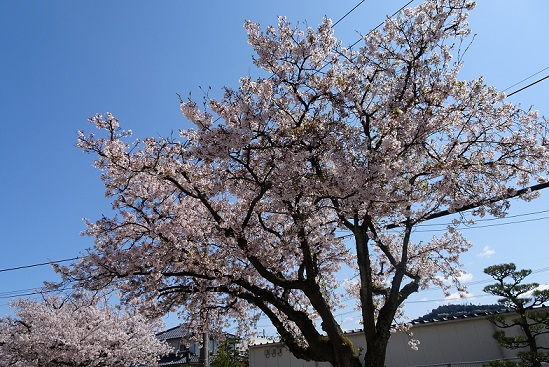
249,306,549,367
156,326,236,367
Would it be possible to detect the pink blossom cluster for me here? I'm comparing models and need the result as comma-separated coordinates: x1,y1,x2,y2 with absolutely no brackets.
0,294,171,367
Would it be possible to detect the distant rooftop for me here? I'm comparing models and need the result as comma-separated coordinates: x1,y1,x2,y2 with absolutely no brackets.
156,326,236,341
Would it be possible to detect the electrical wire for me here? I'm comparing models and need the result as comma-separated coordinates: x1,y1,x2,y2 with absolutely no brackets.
0,257,79,273
416,209,549,227
336,0,547,97
405,293,493,304
0,0,425,279
0,288,42,298
225,265,549,329
502,66,549,92
413,215,549,233
0,287,73,307
0,289,56,300
349,0,416,48
306,0,416,78
0,0,376,311
507,74,549,97
3,0,548,319
1,209,548,275
418,266,549,294
332,0,367,28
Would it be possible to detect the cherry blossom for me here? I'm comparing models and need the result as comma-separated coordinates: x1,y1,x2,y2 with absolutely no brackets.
58,1,549,367
0,293,171,367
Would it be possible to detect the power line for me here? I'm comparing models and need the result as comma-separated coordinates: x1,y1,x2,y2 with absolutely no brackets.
0,1,423,278
0,287,73,307
0,287,72,300
502,66,549,92
333,0,546,100
507,74,549,97
0,285,73,299
332,0,367,28
0,257,79,274
414,215,549,233
387,181,549,230
419,266,549,294
244,265,549,327
2,208,548,275
335,208,549,239
332,0,549,97
0,288,41,298
333,0,548,98
405,293,493,304
308,0,416,79
416,209,549,227
3,0,548,315
406,266,549,302
332,0,547,97
349,0,416,48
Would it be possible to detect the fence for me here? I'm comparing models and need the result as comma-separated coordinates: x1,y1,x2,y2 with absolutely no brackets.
408,358,538,367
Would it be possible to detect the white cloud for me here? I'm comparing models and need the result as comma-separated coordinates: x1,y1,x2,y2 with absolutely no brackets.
341,316,362,331
444,291,475,304
457,272,473,283
436,272,473,286
520,283,549,299
478,246,495,258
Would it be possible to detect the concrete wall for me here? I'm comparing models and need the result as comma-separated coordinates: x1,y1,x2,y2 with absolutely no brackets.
250,343,330,367
384,317,506,366
249,312,549,367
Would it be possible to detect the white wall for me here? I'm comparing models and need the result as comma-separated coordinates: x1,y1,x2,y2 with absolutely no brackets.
250,311,549,367
384,317,505,366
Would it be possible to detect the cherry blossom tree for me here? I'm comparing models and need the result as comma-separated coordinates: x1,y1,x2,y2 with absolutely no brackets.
0,294,171,367
58,1,549,367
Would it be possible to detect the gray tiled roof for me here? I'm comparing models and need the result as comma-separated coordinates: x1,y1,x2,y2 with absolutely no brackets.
156,326,186,340
249,305,549,347
159,356,188,366
156,326,236,341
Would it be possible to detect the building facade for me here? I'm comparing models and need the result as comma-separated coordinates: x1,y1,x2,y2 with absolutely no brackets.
156,327,233,367
249,308,549,367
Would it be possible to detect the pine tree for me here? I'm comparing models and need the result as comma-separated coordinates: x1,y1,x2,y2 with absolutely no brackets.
483,263,549,367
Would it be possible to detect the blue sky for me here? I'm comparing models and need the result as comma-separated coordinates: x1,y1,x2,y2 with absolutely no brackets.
1,1,548,333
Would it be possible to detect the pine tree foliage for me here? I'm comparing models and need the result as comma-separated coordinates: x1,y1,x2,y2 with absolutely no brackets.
483,263,549,367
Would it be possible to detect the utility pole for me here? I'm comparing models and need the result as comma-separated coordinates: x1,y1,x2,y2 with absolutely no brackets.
200,332,210,367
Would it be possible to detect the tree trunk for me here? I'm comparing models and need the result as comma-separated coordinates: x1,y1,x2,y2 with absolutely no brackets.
331,348,363,367
519,314,542,367
363,335,390,367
